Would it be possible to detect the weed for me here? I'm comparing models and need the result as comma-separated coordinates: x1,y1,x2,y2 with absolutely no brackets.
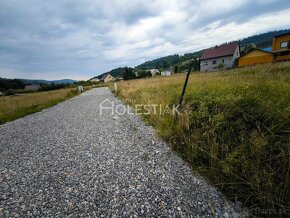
113,62,290,215
143,152,150,161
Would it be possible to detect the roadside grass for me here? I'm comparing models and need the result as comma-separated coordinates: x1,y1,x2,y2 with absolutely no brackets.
0,88,81,124
112,62,290,214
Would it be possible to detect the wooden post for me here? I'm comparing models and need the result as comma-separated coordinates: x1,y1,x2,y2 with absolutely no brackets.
178,60,194,108
175,60,194,120
114,82,117,93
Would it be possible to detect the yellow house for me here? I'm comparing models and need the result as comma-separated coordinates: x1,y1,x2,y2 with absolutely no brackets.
238,32,290,67
238,48,273,67
272,32,290,62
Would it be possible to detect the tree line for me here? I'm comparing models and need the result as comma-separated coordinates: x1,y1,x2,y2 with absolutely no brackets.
0,78,26,91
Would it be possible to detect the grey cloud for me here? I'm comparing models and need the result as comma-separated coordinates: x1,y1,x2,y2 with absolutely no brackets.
123,8,156,25
0,0,290,80
189,0,290,29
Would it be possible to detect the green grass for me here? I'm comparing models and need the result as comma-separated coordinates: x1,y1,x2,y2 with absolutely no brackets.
113,62,290,215
0,87,85,124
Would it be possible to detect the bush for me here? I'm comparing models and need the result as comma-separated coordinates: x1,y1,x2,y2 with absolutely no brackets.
39,83,68,91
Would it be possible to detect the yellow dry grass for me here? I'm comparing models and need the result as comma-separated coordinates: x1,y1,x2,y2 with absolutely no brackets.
117,63,289,100
111,62,290,213
0,88,78,124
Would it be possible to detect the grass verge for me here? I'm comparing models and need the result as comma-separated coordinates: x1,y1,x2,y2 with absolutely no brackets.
0,88,81,124
111,62,290,215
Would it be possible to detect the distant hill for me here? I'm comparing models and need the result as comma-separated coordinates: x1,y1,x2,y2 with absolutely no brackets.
239,29,290,54
0,77,77,92
136,51,201,70
239,29,290,48
19,79,77,85
93,28,290,79
91,67,126,80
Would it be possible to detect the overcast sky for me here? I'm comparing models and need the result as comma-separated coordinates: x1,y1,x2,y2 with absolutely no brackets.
0,0,290,80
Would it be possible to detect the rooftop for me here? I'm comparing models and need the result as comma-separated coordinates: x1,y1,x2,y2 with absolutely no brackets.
100,74,110,80
200,42,239,60
261,47,272,52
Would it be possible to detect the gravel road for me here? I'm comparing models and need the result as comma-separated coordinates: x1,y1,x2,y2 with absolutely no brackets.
0,88,243,217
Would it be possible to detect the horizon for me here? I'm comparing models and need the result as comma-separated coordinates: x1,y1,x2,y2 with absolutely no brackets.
1,0,290,80
2,28,289,81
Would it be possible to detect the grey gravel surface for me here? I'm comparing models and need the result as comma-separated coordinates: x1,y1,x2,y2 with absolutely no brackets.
0,88,243,217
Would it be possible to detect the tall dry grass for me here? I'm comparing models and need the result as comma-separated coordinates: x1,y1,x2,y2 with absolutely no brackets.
0,88,78,124
113,62,290,215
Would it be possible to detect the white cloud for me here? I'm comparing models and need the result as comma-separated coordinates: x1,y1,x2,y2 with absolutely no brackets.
0,0,289,80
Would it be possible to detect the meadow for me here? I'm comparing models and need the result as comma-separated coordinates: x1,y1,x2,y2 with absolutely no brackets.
0,88,79,124
112,62,290,214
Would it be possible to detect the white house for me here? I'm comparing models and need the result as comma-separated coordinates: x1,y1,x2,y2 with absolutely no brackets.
200,42,240,72
150,69,159,76
161,70,172,76
90,77,100,82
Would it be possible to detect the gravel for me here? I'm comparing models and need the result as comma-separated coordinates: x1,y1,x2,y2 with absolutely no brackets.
0,87,244,217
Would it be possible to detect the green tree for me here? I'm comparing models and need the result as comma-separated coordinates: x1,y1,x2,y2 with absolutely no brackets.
146,70,152,77
0,78,26,91
174,65,179,73
135,70,152,79
123,67,136,80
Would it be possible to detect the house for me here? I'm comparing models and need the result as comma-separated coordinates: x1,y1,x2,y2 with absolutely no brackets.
161,70,172,76
272,32,290,62
134,70,139,77
90,77,100,82
24,84,40,91
261,47,272,52
100,74,114,83
200,42,240,72
0,92,4,96
150,69,160,76
238,32,290,67
238,48,273,67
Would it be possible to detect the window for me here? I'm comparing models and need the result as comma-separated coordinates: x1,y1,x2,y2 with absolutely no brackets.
204,61,208,66
280,41,288,48
212,60,216,64
280,51,289,56
222,59,224,63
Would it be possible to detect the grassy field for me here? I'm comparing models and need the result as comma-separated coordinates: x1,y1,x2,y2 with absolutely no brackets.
0,88,80,124
112,63,290,214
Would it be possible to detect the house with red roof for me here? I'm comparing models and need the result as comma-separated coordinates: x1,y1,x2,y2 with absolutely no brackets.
200,42,240,72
